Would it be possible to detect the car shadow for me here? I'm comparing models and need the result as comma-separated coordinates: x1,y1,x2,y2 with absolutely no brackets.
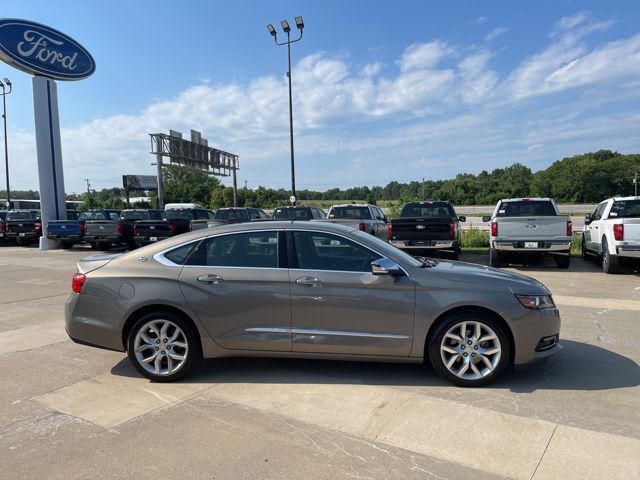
110,339,639,392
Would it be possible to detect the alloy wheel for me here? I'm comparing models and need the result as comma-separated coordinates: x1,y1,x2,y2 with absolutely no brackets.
440,321,502,380
133,319,189,376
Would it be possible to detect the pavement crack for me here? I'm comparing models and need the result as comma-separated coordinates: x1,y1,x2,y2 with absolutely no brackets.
530,424,557,480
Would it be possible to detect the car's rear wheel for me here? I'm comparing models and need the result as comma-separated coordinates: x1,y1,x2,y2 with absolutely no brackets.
127,312,200,382
428,311,511,387
602,238,619,274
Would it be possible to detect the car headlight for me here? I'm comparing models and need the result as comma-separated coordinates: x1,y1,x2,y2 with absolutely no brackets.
516,294,555,310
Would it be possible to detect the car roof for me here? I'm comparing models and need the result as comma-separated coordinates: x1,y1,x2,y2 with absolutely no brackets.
500,197,552,202
331,204,371,208
611,196,640,201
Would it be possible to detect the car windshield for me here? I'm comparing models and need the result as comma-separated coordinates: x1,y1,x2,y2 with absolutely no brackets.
610,200,640,218
273,207,311,220
352,230,423,268
496,201,557,217
400,202,454,218
329,206,372,220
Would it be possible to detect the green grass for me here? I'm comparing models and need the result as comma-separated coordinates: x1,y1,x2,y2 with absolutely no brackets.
570,232,583,257
460,229,490,248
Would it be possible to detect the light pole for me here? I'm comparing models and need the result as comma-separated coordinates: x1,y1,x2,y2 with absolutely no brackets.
267,16,304,204
0,77,12,209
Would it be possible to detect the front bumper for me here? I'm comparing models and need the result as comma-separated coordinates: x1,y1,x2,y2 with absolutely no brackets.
502,302,563,366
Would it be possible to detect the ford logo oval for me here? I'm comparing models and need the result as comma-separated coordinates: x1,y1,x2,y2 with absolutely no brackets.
416,225,426,230
0,19,95,80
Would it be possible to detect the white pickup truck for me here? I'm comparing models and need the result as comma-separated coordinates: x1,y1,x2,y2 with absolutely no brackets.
483,198,572,269
582,196,640,273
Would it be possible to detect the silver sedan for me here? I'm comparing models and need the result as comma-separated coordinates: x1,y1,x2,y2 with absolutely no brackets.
65,221,562,387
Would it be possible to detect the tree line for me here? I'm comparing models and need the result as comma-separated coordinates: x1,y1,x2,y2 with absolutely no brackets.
6,150,635,210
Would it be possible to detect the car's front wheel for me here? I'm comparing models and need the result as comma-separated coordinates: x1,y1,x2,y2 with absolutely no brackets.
127,312,200,382
428,311,511,387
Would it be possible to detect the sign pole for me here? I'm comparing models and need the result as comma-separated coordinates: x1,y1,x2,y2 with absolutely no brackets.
33,76,66,249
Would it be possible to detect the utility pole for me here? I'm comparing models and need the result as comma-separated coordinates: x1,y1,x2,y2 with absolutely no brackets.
634,172,638,196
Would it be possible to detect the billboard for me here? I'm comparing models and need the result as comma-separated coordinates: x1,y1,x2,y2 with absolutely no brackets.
123,175,158,190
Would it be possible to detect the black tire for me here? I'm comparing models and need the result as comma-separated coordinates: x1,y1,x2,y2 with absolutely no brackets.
428,310,511,387
450,248,460,261
489,247,500,268
555,253,570,269
15,238,23,246
97,241,111,251
90,242,98,250
61,240,73,250
602,238,619,274
126,311,201,382
581,238,589,260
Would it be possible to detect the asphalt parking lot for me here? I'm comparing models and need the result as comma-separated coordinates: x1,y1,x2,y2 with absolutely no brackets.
1,244,639,479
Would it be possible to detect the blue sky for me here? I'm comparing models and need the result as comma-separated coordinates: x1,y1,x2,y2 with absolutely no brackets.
2,0,640,194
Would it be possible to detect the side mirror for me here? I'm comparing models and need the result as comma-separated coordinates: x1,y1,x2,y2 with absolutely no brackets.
458,215,466,223
584,215,591,225
482,215,491,222
371,257,405,276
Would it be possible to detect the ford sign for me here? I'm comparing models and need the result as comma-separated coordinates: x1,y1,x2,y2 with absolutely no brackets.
0,19,95,81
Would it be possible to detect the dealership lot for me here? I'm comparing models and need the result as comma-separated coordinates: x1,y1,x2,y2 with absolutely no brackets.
0,245,638,479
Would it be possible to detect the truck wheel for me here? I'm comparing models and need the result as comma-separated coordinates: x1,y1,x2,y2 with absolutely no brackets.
581,239,590,260
602,238,619,274
61,241,73,250
489,248,500,268
97,241,111,251
15,238,23,246
450,248,460,261
555,253,570,269
90,242,98,250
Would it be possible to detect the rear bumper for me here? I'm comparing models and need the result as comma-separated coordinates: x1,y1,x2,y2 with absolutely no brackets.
492,240,570,253
84,235,121,243
617,246,640,258
6,232,40,239
135,235,170,246
65,293,125,352
389,240,456,249
47,234,82,242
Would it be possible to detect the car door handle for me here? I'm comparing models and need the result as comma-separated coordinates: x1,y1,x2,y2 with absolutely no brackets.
295,276,322,287
197,274,224,284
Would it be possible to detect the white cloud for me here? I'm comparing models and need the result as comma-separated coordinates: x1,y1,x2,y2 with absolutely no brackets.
476,16,488,25
361,62,382,77
398,41,455,72
485,27,510,42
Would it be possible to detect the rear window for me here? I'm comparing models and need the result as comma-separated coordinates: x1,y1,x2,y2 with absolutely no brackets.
273,207,311,220
7,211,33,220
121,210,150,220
400,202,454,218
214,209,249,221
329,206,372,220
164,209,195,220
609,200,640,218
66,211,79,221
496,201,557,217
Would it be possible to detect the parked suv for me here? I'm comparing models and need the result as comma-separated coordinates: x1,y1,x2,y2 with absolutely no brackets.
273,205,326,220
582,196,640,273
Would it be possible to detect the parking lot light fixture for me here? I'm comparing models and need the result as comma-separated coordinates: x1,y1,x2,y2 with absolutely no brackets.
1,76,12,209
267,16,304,204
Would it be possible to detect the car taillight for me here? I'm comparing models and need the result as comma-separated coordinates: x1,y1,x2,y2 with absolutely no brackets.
169,224,178,235
449,221,456,237
387,223,393,238
80,224,87,234
34,222,41,231
491,221,498,237
613,224,624,241
72,273,86,293
566,220,572,236
1,222,7,232
117,223,125,234
358,222,366,231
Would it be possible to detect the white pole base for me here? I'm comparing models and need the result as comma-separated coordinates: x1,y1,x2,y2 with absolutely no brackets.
39,237,60,250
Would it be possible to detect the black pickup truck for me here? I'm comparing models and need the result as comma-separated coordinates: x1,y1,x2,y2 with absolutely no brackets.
388,201,465,259
3,210,42,246
84,209,161,250
133,208,215,247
